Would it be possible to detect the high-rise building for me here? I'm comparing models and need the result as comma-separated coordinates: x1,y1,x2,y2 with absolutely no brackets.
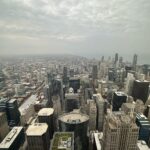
26,123,50,150
0,127,25,150
38,108,54,139
103,112,139,150
43,85,53,107
132,54,138,71
69,77,80,93
58,112,89,150
121,103,135,115
19,95,37,126
50,132,74,150
65,92,80,113
108,68,115,81
84,88,93,100
112,92,127,111
125,73,135,95
47,72,53,85
52,78,62,96
0,112,9,142
136,114,150,144
125,65,132,77
52,95,62,131
93,132,103,150
57,77,64,103
142,64,150,78
6,99,20,127
93,94,106,131
115,53,118,64
63,66,68,85
0,98,9,112
87,100,97,130
119,56,123,64
0,98,20,127
92,65,98,80
69,68,74,77
132,80,149,104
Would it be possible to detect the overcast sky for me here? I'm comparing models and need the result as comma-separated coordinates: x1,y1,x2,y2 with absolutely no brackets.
0,0,150,62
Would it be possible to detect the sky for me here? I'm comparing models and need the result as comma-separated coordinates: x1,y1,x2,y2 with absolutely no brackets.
0,0,150,63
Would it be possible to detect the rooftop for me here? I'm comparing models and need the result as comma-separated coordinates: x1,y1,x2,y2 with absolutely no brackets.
0,97,9,103
59,112,89,124
93,93,104,102
65,93,79,100
8,98,16,103
0,127,23,148
107,112,138,129
137,140,149,150
122,103,135,109
26,123,48,136
69,77,80,80
38,108,54,116
136,80,149,83
115,91,127,96
51,132,74,150
0,112,5,117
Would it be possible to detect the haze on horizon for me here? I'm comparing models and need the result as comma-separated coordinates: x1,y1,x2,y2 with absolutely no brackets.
0,0,150,63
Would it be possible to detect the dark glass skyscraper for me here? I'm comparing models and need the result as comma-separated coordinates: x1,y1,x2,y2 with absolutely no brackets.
0,98,20,127
132,54,138,71
112,92,127,111
132,80,149,104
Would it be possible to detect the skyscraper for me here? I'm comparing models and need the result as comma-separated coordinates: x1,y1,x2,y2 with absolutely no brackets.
92,65,98,80
63,66,68,85
115,53,119,64
65,92,80,113
103,112,139,150
58,112,89,150
132,80,149,104
125,73,135,95
0,98,20,127
112,92,127,111
69,77,80,93
93,93,105,131
0,112,9,142
38,108,54,139
26,123,50,150
7,99,20,127
87,100,97,130
132,54,138,71
136,113,150,144
0,127,25,150
43,85,53,107
69,68,74,77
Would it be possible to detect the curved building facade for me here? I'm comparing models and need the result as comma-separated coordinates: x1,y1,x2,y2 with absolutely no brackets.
58,112,89,150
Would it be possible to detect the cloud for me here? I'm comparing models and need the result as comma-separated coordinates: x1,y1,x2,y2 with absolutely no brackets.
0,0,150,59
